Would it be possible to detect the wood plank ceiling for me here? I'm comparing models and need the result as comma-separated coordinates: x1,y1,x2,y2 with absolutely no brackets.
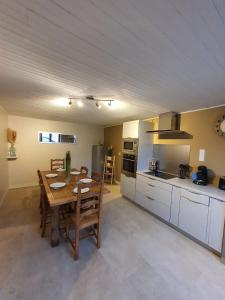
0,0,225,125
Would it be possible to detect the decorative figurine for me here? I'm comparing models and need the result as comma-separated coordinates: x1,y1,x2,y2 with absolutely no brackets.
7,128,17,157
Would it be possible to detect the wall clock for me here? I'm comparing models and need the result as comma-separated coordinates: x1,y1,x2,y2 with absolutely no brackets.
215,115,225,137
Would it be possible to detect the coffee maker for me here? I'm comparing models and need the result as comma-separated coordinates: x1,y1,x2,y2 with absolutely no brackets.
149,160,159,172
193,166,208,186
178,164,190,179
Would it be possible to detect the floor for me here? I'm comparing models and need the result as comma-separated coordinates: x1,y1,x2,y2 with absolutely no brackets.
1,185,225,300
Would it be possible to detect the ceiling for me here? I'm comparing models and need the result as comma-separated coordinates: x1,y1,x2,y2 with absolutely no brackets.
0,0,225,125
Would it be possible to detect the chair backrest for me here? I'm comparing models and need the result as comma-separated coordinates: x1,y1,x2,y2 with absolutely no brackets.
76,181,103,221
91,172,103,182
37,169,43,185
80,166,88,175
51,159,65,170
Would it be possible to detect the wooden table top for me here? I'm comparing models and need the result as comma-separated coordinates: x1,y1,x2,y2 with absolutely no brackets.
40,170,89,207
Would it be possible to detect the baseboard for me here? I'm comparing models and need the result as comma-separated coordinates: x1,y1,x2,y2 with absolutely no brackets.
0,189,8,207
9,182,38,189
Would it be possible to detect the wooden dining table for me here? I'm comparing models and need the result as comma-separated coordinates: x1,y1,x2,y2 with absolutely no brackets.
40,170,89,247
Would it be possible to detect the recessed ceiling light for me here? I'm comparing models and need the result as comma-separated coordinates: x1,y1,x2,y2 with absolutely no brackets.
77,100,83,107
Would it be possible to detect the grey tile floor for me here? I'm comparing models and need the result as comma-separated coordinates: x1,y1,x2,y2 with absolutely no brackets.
0,185,225,300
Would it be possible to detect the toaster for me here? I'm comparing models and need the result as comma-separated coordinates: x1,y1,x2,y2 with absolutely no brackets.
219,176,225,191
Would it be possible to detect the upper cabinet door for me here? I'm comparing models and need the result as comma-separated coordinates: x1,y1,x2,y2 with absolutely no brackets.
122,120,139,139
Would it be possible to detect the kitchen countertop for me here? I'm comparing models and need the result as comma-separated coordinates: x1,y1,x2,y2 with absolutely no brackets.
137,171,225,202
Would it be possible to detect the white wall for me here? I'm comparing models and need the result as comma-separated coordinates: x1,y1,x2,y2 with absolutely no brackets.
8,115,103,188
0,106,8,203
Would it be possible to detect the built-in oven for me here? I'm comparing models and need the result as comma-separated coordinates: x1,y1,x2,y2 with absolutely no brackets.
122,153,137,178
122,138,138,154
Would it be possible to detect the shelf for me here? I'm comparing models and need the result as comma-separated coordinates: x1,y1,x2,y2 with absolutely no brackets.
7,156,17,160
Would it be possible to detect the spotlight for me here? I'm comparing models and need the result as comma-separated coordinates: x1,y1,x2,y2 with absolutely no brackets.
77,101,83,107
68,99,72,106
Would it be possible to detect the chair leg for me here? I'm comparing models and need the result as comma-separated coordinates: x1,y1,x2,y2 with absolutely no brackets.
66,223,70,239
74,226,79,260
41,211,47,238
40,214,43,228
96,223,101,249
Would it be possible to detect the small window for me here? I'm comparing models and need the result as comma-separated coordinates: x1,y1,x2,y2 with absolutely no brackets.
38,132,77,144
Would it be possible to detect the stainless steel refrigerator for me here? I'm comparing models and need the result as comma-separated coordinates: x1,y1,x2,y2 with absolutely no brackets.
92,145,106,174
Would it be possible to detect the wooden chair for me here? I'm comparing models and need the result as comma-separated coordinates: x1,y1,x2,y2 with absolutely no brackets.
91,172,103,182
80,166,88,175
38,170,67,237
37,170,44,213
66,181,103,260
51,159,65,170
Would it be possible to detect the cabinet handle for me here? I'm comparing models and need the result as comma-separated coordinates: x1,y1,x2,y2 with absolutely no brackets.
148,183,155,187
182,196,204,205
185,190,203,196
146,196,155,201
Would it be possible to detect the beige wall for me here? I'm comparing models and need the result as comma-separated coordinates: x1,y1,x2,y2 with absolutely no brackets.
104,125,122,181
153,106,225,185
8,115,103,188
0,106,8,203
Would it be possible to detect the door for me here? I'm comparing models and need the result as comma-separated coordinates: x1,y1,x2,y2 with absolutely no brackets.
178,194,209,243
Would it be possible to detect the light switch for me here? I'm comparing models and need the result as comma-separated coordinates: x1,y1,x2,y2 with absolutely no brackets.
199,149,205,162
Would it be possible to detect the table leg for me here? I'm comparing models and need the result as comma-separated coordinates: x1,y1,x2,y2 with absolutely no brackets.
51,206,60,247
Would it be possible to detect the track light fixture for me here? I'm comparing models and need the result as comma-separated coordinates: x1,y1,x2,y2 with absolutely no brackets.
67,95,115,109
96,101,102,109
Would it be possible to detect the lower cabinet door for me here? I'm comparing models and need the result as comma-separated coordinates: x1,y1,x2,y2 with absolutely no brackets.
135,191,170,222
208,198,225,253
121,174,136,201
178,196,209,243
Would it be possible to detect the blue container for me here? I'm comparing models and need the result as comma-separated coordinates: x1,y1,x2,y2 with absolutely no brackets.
191,172,197,181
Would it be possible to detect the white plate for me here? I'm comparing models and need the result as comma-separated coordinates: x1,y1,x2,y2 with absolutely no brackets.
80,178,93,183
50,182,66,189
45,173,58,178
73,187,90,194
56,168,65,172
70,171,80,175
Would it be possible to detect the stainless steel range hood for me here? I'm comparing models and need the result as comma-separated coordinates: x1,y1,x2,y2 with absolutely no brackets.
146,112,192,139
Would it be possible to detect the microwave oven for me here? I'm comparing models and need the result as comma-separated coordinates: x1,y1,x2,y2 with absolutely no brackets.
122,138,138,154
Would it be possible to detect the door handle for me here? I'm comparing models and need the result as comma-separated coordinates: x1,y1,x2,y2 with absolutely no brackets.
182,196,205,205
148,183,155,187
146,196,155,201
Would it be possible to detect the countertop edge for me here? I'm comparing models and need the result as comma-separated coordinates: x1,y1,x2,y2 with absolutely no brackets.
136,171,225,202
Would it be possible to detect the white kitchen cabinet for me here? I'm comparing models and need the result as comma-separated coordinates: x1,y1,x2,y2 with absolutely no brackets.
208,198,225,253
135,174,172,222
178,191,209,243
170,186,181,226
135,191,171,221
120,173,136,201
122,120,139,139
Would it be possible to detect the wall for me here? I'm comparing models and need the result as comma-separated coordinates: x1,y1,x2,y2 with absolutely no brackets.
152,106,225,185
0,106,8,203
8,115,103,188
104,125,122,181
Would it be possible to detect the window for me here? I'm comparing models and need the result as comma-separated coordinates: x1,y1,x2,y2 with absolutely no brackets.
38,132,77,144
